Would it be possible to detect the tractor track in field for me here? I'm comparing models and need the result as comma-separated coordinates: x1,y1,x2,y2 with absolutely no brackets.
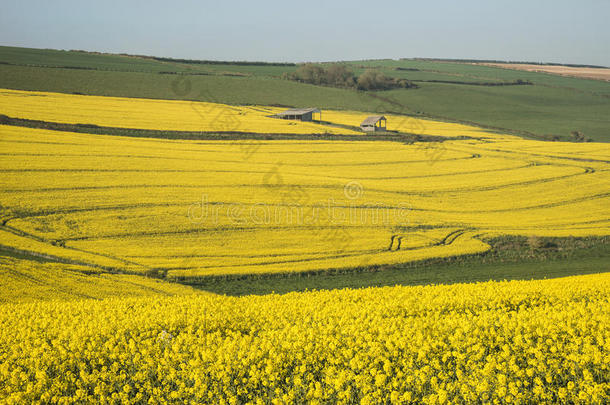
438,229,468,245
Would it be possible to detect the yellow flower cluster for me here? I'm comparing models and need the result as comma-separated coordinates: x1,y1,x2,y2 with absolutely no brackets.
0,272,609,404
1,122,609,276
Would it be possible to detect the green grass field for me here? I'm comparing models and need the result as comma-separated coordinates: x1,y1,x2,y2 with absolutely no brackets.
1,46,609,141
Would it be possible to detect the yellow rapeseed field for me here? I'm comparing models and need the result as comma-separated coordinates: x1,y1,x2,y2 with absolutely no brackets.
0,272,609,404
1,88,610,404
1,110,609,277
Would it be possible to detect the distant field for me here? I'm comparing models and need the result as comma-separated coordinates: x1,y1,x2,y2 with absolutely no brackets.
0,88,499,138
0,89,361,135
480,63,610,81
1,46,610,141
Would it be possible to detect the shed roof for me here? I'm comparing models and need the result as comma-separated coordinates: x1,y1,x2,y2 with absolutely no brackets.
360,115,387,126
275,108,321,116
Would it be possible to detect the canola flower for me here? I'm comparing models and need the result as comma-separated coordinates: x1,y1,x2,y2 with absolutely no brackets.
0,271,609,404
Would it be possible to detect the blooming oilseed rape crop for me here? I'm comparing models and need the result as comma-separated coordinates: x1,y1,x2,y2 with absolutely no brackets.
0,272,609,404
0,84,609,405
1,112,609,277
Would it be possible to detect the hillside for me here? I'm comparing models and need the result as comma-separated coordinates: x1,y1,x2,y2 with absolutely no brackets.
1,46,609,141
0,45,609,404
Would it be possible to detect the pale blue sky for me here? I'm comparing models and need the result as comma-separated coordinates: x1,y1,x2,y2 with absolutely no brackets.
1,0,609,66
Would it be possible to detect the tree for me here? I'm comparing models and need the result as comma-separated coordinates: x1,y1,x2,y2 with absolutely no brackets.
284,65,416,91
357,69,394,90
293,63,326,85
325,64,355,87
570,131,586,142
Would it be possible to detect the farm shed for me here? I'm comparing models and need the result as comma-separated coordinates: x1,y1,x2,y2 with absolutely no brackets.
360,116,387,132
274,108,321,122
